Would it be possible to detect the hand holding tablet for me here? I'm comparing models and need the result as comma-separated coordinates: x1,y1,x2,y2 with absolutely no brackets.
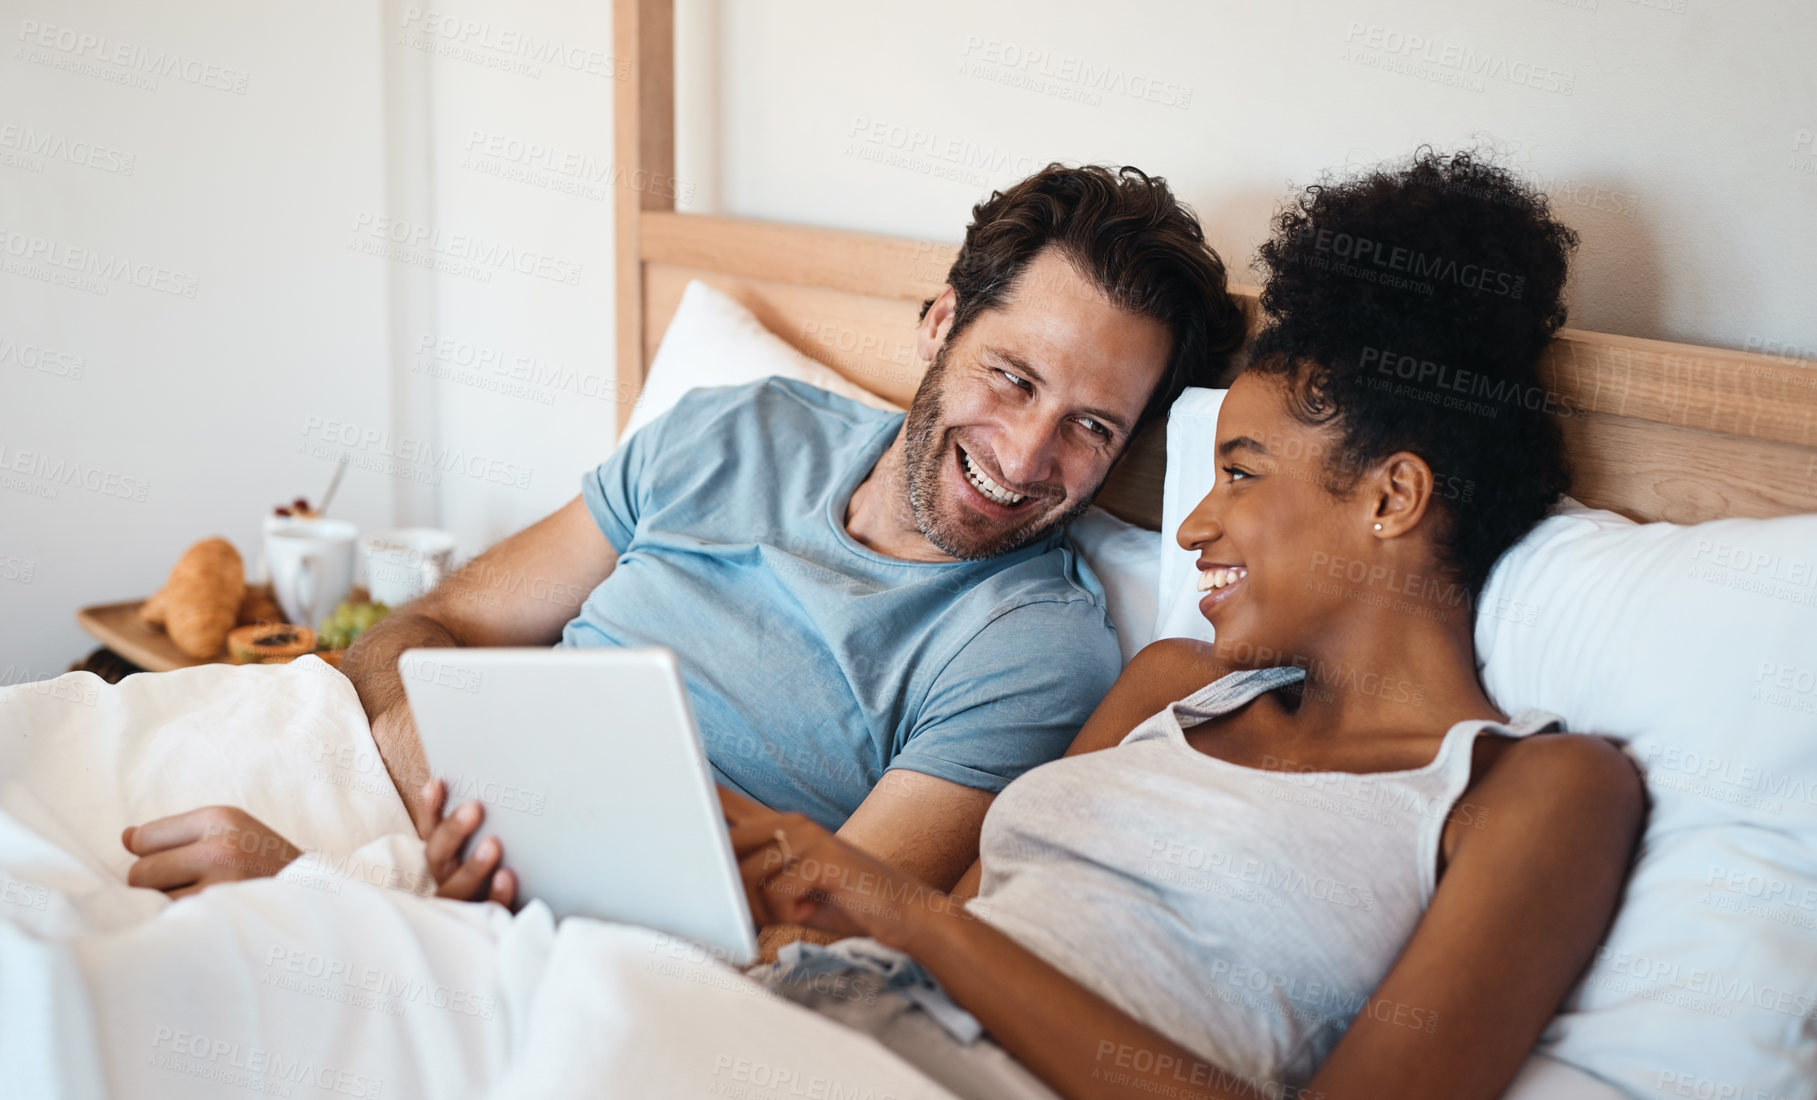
403,647,759,964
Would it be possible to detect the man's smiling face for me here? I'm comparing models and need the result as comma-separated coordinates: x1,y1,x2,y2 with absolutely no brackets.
902,248,1172,560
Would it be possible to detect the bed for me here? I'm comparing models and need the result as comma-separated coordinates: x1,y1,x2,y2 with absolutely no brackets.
2,4,1813,1099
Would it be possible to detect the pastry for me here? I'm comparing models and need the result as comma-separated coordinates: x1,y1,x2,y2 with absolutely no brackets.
139,587,169,628
143,538,245,658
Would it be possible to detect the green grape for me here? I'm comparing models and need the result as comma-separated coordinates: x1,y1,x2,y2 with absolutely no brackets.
317,601,391,649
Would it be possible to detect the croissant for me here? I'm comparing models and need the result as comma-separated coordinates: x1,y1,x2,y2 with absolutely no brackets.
141,538,245,658
139,588,169,628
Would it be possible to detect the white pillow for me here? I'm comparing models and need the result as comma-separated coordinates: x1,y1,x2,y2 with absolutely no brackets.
1537,824,1817,1100
1068,509,1161,665
1477,504,1817,834
1153,388,1225,644
1476,503,1817,1097
621,279,903,440
1154,383,1817,1095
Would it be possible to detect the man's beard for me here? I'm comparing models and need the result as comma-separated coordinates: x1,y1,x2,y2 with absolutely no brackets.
901,346,1098,561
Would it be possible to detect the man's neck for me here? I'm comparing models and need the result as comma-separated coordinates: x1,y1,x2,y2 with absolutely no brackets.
843,430,958,563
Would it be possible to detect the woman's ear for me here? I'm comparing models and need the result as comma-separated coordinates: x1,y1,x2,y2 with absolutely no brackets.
1369,452,1435,538
916,286,957,364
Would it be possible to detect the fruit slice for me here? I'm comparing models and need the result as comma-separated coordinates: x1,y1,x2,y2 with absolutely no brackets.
227,624,318,664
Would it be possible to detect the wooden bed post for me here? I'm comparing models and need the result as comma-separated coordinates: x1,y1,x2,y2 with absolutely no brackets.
613,0,675,436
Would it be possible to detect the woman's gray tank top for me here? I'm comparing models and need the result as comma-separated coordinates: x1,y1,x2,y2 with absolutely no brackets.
967,666,1563,1088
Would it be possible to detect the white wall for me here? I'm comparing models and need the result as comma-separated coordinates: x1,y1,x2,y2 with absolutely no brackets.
4,0,1814,679
706,0,1817,359
385,0,619,545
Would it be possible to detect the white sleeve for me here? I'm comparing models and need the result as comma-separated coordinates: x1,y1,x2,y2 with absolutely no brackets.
275,832,435,897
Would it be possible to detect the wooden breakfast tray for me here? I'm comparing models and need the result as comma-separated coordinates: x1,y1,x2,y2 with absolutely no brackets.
75,601,350,672
75,600,226,671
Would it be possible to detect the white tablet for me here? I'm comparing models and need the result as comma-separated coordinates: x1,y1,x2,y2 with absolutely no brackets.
399,646,758,965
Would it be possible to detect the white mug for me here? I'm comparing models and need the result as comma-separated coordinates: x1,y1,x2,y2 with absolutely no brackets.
265,518,358,629
360,528,457,607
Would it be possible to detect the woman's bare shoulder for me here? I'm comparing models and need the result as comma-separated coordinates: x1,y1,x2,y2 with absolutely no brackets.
1461,732,1646,854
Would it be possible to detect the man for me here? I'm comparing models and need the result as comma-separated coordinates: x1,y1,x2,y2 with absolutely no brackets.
122,164,1247,921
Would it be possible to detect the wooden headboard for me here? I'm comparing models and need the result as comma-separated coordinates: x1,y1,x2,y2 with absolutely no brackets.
613,0,1817,530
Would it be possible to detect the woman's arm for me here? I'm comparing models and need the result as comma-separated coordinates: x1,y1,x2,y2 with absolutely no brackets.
723,730,1643,1100
725,788,1282,1100
891,893,1286,1100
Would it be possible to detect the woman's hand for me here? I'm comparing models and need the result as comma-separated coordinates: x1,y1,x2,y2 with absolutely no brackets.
122,806,302,898
719,786,948,948
415,778,517,906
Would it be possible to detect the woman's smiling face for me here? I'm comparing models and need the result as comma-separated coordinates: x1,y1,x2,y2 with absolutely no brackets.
1175,371,1375,665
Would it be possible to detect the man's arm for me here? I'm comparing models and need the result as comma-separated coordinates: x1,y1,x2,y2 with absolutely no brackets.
757,769,993,958
342,493,618,825
836,770,995,889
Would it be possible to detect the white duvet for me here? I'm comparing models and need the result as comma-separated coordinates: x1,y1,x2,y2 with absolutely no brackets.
0,660,953,1100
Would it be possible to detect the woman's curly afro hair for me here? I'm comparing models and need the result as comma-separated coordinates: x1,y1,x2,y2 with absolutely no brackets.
1248,147,1579,595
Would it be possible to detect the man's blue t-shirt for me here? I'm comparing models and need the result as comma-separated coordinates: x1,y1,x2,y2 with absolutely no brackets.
561,378,1122,831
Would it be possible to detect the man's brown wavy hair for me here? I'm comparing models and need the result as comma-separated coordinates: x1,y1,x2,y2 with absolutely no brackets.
922,163,1248,436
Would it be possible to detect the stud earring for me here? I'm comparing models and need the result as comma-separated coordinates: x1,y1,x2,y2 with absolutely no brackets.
1373,523,1383,531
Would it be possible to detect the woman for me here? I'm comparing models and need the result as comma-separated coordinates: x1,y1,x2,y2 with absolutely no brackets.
714,150,1643,1100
